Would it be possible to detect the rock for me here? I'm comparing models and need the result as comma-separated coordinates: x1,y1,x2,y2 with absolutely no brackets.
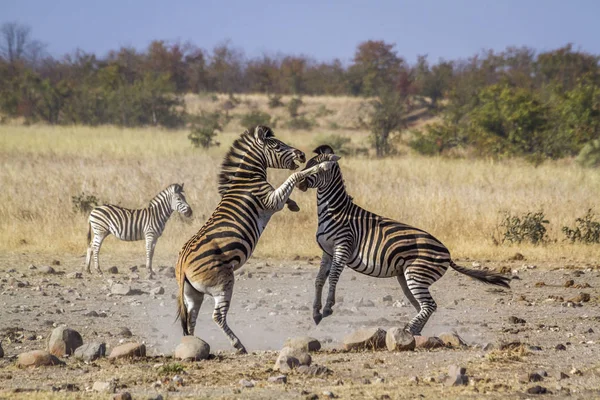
437,332,467,347
175,336,210,361
564,280,574,288
509,253,525,261
150,286,165,295
67,272,82,279
297,364,331,376
51,259,61,265
322,390,335,398
520,372,543,383
39,265,55,274
386,327,415,351
268,375,287,384
274,346,311,372
570,367,583,376
445,365,468,386
111,283,132,296
73,342,106,362
569,292,591,303
108,342,146,359
239,379,255,388
92,381,116,393
555,343,566,351
283,336,321,352
0,341,3,358
119,327,133,338
526,385,547,394
107,266,119,274
343,328,387,351
47,326,83,356
17,350,62,367
162,266,176,278
414,336,445,350
382,295,393,302
274,355,300,372
113,392,132,400
508,316,526,324
559,372,570,380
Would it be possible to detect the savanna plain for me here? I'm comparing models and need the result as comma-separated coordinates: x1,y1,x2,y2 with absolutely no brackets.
1,94,600,399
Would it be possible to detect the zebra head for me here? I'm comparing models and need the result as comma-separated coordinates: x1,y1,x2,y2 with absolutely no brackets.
252,125,306,170
297,145,341,192
171,183,193,217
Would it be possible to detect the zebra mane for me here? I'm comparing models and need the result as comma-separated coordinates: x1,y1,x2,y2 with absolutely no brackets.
149,184,182,207
218,126,271,195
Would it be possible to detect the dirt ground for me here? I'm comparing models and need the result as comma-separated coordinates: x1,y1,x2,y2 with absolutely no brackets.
1,252,600,399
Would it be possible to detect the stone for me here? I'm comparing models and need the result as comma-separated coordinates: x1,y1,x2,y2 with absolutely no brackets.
559,372,570,380
111,283,132,295
239,379,255,388
569,292,591,303
17,350,62,367
297,364,331,376
108,342,146,359
437,332,467,348
67,272,82,279
162,267,176,278
0,341,3,358
150,286,165,295
119,327,133,338
527,385,547,394
343,328,387,351
47,326,83,356
564,280,574,288
275,355,300,372
386,327,415,351
283,336,321,352
414,336,445,350
73,342,106,362
268,375,287,384
274,346,311,371
555,343,567,351
92,381,116,393
113,392,132,400
40,265,56,274
175,336,210,361
107,266,119,274
445,365,468,386
508,316,526,324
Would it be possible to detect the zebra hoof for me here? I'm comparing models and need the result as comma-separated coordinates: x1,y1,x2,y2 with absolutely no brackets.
322,308,333,318
313,314,323,325
236,346,248,355
287,202,300,212
147,273,155,280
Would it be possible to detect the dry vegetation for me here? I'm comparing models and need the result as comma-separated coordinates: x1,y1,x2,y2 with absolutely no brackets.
1,94,600,266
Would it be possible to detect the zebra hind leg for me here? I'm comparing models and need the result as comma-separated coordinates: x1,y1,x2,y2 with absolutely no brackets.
183,279,204,336
91,231,108,275
403,269,441,336
212,283,247,354
145,235,157,280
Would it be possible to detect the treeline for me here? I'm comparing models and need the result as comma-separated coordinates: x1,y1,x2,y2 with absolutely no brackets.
1,22,599,163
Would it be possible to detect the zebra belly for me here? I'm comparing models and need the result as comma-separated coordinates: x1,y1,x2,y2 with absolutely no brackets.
347,251,405,278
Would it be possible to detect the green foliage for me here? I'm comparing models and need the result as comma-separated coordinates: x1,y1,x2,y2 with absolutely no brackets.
71,192,100,214
287,97,303,118
369,89,406,157
285,116,314,130
158,363,186,375
313,134,353,156
315,104,335,118
267,94,284,108
562,209,600,244
240,110,273,129
188,111,223,148
576,139,600,167
497,211,549,245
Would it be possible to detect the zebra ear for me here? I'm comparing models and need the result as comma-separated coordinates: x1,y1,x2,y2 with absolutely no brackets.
255,125,273,143
313,145,335,155
181,183,184,189
329,155,341,162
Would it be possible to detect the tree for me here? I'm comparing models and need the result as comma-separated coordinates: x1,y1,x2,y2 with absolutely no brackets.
415,55,453,108
369,89,406,157
0,22,45,64
349,40,404,96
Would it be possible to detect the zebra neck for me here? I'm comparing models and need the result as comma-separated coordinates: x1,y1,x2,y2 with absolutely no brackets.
316,181,352,218
218,139,267,194
149,196,173,223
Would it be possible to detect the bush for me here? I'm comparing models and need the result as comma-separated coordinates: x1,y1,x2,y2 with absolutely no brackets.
240,111,273,129
576,139,600,168
497,211,549,245
562,209,600,244
287,97,303,118
268,94,284,108
286,116,314,130
72,192,100,214
313,134,353,156
188,111,223,149
315,104,335,117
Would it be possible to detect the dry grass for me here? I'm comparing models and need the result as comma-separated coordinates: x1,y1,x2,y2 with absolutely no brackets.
1,111,600,265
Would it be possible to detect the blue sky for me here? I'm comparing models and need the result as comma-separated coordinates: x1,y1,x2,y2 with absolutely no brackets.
2,0,600,64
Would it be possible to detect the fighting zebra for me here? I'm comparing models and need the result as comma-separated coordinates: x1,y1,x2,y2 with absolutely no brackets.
296,145,511,335
86,183,192,278
175,126,334,354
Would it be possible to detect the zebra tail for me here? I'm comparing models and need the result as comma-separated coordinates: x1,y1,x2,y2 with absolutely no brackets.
85,222,92,270
450,261,511,288
175,261,190,335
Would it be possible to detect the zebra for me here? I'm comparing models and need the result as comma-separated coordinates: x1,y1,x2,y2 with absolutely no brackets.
86,183,192,278
175,126,335,354
296,145,511,335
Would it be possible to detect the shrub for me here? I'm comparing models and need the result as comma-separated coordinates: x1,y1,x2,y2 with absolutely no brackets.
562,209,600,244
286,116,314,130
287,97,303,118
267,94,284,108
314,134,353,156
158,363,186,375
240,111,273,129
72,192,100,214
315,104,335,118
497,211,549,245
188,111,223,149
576,139,600,168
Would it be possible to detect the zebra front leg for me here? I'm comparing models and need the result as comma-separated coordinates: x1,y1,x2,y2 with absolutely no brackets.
183,280,204,336
322,244,350,320
313,252,332,325
212,279,247,354
145,234,157,279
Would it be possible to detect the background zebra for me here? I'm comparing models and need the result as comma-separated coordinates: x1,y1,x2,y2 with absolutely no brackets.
176,126,334,354
297,145,510,335
86,183,192,278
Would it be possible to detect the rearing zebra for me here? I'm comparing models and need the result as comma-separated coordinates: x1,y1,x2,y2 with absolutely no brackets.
175,126,334,354
86,183,192,278
297,145,510,335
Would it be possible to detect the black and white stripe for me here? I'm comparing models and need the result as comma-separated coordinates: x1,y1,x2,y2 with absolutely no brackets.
85,183,192,278
297,145,510,335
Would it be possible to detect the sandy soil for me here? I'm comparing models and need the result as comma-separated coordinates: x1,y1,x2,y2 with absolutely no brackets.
1,252,599,399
